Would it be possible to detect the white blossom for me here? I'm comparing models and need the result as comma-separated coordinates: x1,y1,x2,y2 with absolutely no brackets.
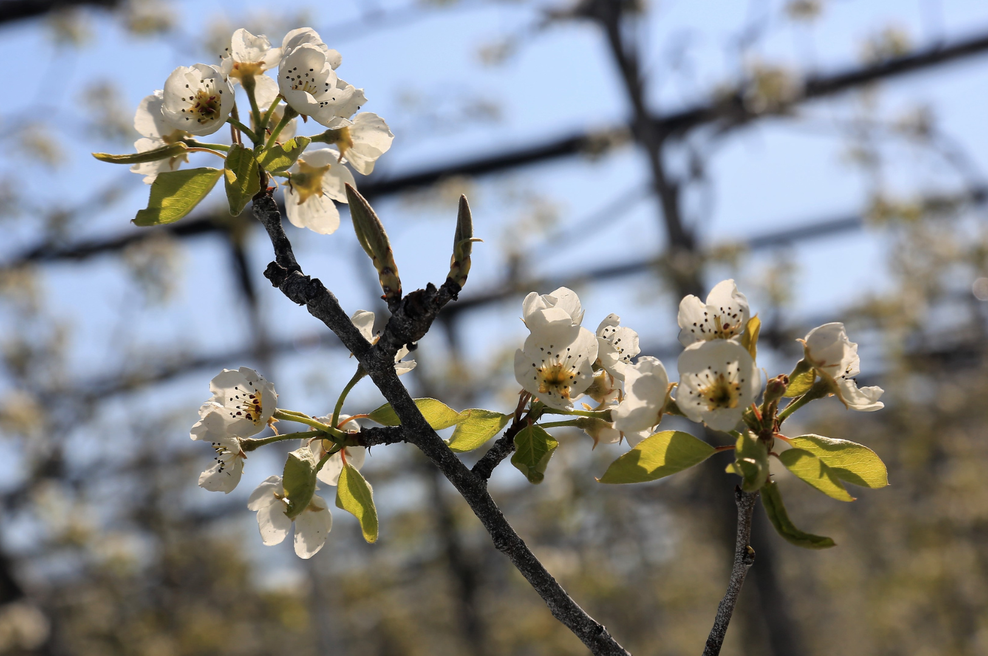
189,367,278,442
613,356,670,433
220,28,281,80
678,279,750,347
801,322,884,411
161,63,235,136
278,29,365,128
351,310,417,375
284,147,355,235
676,340,761,431
331,112,394,176
196,430,245,493
247,475,332,559
514,324,598,410
522,287,585,333
130,90,188,183
595,313,640,380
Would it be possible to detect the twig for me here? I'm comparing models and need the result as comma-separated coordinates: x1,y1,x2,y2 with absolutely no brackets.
252,189,632,656
703,487,759,656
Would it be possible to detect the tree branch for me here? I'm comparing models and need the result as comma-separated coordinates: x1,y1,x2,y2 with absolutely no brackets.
252,190,631,656
703,487,759,656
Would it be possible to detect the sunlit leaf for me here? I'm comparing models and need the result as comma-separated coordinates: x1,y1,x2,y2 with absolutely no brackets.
134,167,222,227
336,463,379,543
223,144,261,215
282,446,319,520
779,448,855,501
598,431,715,484
511,424,558,484
789,434,888,488
740,315,761,361
367,398,461,430
447,409,510,452
257,136,311,173
727,432,769,492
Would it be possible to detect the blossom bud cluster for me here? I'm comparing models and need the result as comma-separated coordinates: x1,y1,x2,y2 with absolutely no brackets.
129,27,394,234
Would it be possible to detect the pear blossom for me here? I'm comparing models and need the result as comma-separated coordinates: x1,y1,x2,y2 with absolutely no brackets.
196,428,246,493
676,340,760,431
219,28,281,81
284,147,355,234
278,31,365,128
580,417,621,447
351,310,416,374
595,314,640,380
252,74,296,142
584,370,621,404
161,63,235,136
247,475,332,559
130,90,189,183
189,367,278,442
522,287,585,333
678,279,750,347
309,415,366,486
514,324,598,410
801,323,884,411
613,356,670,433
325,113,394,176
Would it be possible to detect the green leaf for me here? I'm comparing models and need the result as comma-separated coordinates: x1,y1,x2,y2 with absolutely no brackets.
223,144,261,215
93,142,188,164
511,424,558,484
367,398,461,430
779,448,854,501
761,481,836,549
336,463,379,543
282,447,319,520
257,136,311,173
784,359,815,397
134,167,222,227
598,431,715,484
740,315,761,361
727,432,770,492
447,409,510,453
788,435,888,489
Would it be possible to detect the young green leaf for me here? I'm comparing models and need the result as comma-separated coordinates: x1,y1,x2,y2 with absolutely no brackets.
336,463,379,543
446,409,510,452
134,167,223,227
727,432,769,492
283,446,319,520
224,144,261,215
778,448,855,501
257,136,311,173
598,431,715,484
367,398,462,430
93,142,188,164
511,424,558,484
784,359,815,398
761,481,836,549
788,434,888,488
740,315,761,361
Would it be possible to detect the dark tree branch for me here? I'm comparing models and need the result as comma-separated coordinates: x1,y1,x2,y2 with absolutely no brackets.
0,0,120,26
703,487,759,656
252,189,631,656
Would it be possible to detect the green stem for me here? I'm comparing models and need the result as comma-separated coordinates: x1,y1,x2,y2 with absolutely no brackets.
241,430,320,452
314,444,343,474
540,407,611,420
260,95,283,136
183,140,231,152
264,108,297,150
227,117,259,145
538,420,583,429
242,74,264,138
272,409,344,439
777,381,829,423
332,367,368,429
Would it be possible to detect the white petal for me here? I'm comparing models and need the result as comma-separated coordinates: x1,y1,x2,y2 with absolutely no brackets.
514,326,598,410
350,310,377,342
676,340,760,431
285,185,341,235
198,453,244,493
319,160,356,203
247,475,283,510
837,378,884,411
677,294,709,346
253,74,281,109
613,356,669,433
345,113,394,175
256,501,292,546
293,496,332,559
596,314,640,380
134,90,172,139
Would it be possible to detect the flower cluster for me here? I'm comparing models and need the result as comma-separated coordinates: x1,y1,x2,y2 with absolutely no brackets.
512,280,884,447
118,27,394,234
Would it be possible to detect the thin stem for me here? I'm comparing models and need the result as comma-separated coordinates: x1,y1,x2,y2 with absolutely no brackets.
185,147,226,159
332,368,367,429
703,487,759,656
777,381,828,423
264,109,297,150
183,140,231,152
242,75,264,139
241,430,320,452
260,96,282,135
538,420,582,429
540,407,611,420
272,409,343,438
227,117,259,145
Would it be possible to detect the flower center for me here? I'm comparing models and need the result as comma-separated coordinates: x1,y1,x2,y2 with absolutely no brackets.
697,371,741,411
536,361,578,401
188,88,221,125
227,383,265,426
291,159,332,204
